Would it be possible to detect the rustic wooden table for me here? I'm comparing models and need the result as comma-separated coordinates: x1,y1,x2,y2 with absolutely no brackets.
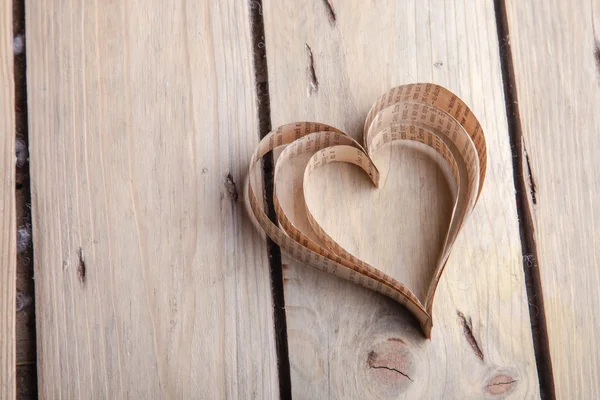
2,0,599,398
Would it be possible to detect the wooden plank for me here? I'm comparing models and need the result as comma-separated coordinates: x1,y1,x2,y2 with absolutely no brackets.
26,1,278,397
505,0,600,397
263,0,540,397
0,0,16,397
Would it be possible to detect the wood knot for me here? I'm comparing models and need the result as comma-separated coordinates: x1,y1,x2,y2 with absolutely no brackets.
365,339,415,395
485,374,517,395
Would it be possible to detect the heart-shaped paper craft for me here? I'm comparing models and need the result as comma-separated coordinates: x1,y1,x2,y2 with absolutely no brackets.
245,84,486,338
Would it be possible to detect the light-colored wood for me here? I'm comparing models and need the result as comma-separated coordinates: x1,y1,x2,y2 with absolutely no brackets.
26,0,278,398
302,142,455,305
0,2,16,397
263,0,540,398
505,0,600,397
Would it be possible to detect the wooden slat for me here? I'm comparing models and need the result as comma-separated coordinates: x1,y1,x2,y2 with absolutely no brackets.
505,0,600,397
0,1,16,397
26,1,278,397
263,0,540,397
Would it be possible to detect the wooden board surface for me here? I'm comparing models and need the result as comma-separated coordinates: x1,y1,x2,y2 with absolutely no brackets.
0,1,16,397
505,0,600,397
263,0,540,398
26,0,278,397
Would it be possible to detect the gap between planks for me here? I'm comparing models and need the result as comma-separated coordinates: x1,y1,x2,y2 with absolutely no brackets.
493,0,556,398
249,1,293,398
13,0,39,397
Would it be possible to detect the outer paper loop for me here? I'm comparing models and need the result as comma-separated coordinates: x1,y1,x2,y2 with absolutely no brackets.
245,84,486,338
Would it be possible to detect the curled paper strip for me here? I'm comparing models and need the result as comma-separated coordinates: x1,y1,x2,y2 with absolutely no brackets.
245,84,486,338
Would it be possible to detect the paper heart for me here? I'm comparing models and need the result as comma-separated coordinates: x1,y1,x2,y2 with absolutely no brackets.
245,84,486,338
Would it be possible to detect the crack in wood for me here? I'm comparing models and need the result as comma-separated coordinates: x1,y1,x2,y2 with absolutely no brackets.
321,0,336,26
224,173,239,202
77,247,86,284
487,379,517,387
523,144,537,205
594,38,600,80
369,365,414,381
457,311,484,361
366,350,414,382
305,44,319,95
485,377,517,395
593,5,600,81
387,337,406,344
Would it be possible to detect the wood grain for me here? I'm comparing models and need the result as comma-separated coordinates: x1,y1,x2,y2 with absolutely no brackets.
263,0,540,398
0,0,16,397
505,0,600,397
26,0,278,397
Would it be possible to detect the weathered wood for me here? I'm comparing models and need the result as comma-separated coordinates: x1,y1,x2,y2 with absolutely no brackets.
263,0,540,397
505,0,600,397
1,1,16,397
26,1,278,397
